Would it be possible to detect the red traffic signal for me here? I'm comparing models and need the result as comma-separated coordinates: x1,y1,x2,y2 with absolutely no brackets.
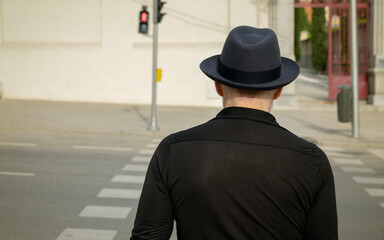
141,11,148,23
139,6,149,34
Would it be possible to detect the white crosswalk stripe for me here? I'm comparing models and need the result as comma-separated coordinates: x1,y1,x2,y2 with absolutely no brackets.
0,171,35,176
333,158,364,165
321,146,344,152
139,149,155,155
326,152,356,158
74,145,133,152
97,188,141,199
0,141,37,147
341,167,376,174
79,206,132,219
111,174,145,183
352,177,384,185
146,143,158,149
132,156,151,163
367,149,384,161
365,188,384,197
56,228,117,240
122,164,148,172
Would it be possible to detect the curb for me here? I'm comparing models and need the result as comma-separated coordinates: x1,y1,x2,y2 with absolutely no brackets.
302,136,384,148
0,126,169,138
3,125,383,149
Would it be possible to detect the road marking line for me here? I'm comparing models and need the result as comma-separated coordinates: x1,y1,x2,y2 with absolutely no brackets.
97,188,141,199
0,171,35,177
353,177,384,185
122,164,148,172
341,167,376,174
74,145,133,152
146,143,158,149
365,188,384,197
326,152,355,158
139,149,155,155
56,228,117,240
333,158,364,165
321,146,343,152
368,149,384,161
131,156,151,163
380,203,384,209
0,142,37,147
111,175,145,183
152,139,162,143
79,205,131,219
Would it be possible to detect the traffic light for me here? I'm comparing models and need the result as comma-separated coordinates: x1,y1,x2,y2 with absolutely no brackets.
139,6,149,34
156,0,166,23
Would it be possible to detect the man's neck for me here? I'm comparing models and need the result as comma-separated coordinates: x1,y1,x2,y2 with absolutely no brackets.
223,98,273,112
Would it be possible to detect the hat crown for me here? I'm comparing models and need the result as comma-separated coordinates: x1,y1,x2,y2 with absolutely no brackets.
199,26,300,90
220,27,281,72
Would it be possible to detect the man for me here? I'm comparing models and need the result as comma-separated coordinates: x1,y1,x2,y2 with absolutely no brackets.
131,26,338,240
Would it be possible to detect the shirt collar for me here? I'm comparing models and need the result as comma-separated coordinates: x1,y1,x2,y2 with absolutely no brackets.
215,107,279,126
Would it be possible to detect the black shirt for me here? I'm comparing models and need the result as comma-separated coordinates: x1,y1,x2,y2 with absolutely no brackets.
131,107,338,240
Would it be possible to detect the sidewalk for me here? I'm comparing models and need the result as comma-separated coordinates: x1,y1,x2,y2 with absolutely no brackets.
0,73,383,148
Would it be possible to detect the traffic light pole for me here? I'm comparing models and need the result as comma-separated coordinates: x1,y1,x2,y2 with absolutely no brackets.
350,0,360,138
148,0,159,131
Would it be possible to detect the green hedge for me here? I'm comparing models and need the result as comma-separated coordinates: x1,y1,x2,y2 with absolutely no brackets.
311,7,328,73
294,8,308,62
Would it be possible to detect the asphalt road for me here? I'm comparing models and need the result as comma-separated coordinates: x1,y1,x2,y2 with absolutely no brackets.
0,128,383,240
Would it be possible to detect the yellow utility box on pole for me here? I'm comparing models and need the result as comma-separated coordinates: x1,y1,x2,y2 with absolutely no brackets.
156,68,162,82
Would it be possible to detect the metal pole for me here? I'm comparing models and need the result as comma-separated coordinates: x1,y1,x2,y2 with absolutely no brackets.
227,0,231,33
148,0,159,130
350,0,359,138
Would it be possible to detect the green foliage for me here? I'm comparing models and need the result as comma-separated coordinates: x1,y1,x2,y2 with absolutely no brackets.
294,9,303,62
294,8,309,62
311,7,328,73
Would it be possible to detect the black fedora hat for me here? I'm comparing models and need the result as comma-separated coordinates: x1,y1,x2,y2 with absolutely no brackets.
200,26,300,90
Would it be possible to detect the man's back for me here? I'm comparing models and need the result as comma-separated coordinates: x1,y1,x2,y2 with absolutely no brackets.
131,107,338,240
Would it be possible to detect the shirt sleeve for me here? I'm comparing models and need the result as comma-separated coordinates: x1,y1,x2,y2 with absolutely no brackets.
303,151,338,240
131,138,174,240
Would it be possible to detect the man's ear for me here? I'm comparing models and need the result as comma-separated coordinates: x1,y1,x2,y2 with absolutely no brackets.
273,88,283,100
215,82,224,97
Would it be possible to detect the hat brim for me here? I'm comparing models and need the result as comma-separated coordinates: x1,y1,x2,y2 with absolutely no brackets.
200,55,300,90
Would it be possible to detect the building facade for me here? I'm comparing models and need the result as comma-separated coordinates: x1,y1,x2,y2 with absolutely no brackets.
0,0,382,106
368,0,384,105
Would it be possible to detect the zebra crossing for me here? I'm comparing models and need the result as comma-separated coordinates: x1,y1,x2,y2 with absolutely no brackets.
324,146,384,211
54,143,383,239
55,138,161,240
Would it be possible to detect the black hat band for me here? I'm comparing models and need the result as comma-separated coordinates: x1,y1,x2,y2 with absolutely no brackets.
218,60,281,84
